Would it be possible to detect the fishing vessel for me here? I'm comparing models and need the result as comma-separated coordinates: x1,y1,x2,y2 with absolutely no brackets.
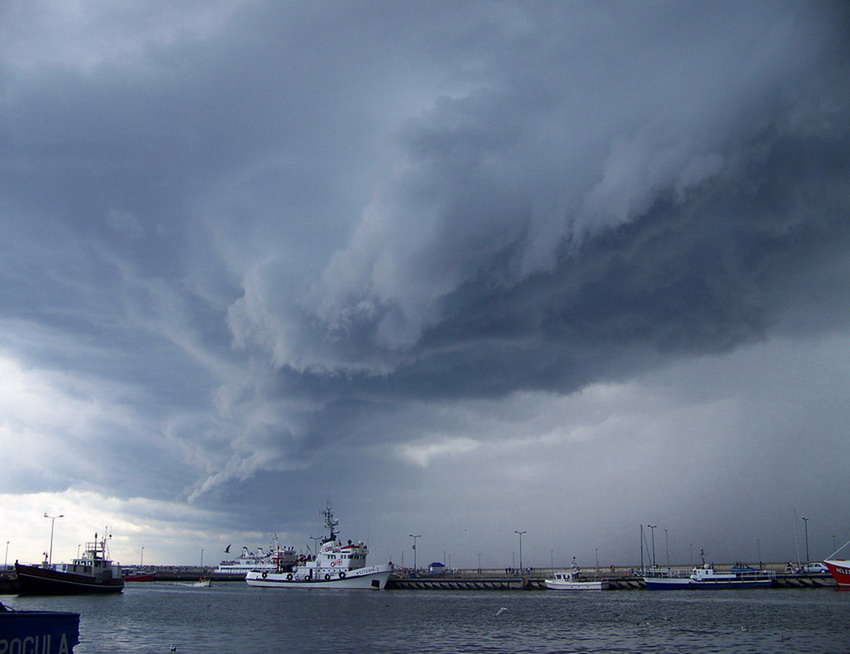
642,568,692,590
688,563,775,589
544,569,608,590
245,504,393,590
0,602,80,653
823,560,850,586
822,536,850,586
214,538,291,577
15,534,124,595
122,569,156,582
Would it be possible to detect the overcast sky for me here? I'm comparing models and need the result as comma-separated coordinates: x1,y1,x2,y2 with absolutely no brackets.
1,0,849,571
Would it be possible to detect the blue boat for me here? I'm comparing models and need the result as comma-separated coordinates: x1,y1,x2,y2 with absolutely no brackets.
0,602,80,653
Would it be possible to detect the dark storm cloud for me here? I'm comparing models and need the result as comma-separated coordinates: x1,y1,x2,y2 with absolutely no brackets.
1,0,849,563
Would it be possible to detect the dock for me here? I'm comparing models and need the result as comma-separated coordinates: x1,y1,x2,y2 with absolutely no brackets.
385,566,838,590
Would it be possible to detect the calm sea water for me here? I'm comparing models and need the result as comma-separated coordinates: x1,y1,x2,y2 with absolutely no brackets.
6,583,848,653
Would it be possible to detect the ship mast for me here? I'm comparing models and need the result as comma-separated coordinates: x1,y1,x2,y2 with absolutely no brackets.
322,502,339,543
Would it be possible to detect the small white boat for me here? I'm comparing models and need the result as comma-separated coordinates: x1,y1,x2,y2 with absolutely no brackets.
193,577,211,588
544,568,608,590
245,503,393,590
643,567,692,590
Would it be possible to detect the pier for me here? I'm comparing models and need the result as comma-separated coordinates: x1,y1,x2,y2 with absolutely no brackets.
385,565,838,590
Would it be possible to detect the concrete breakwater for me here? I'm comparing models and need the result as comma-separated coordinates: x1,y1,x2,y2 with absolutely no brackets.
387,570,837,590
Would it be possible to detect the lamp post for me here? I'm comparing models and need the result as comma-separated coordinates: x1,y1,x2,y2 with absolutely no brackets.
514,530,526,573
200,548,205,569
140,546,145,567
4,541,8,570
478,552,481,574
647,525,657,569
409,534,421,570
43,513,63,566
801,517,810,562
665,529,670,568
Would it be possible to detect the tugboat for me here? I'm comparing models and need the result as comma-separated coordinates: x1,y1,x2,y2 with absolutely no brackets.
245,504,393,590
15,534,124,595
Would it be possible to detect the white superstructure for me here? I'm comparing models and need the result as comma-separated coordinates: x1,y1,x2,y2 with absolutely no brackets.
214,536,294,577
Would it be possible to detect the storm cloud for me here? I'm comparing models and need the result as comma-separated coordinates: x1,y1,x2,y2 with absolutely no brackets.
1,0,848,567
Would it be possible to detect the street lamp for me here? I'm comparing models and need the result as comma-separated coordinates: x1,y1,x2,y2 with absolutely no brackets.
409,534,421,570
43,513,63,566
140,546,145,567
514,530,526,573
801,517,810,563
664,529,670,568
201,548,205,569
4,541,8,570
647,525,657,569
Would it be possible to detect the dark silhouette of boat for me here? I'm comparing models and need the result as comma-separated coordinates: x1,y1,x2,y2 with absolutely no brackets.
15,534,124,595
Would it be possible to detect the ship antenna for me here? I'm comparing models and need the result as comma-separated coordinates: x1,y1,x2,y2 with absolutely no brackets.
322,501,339,542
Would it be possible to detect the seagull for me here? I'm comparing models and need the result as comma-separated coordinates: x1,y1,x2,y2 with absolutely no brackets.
495,607,508,616
740,626,749,632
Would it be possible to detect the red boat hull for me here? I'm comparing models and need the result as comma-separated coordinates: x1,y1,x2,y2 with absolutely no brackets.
824,559,850,586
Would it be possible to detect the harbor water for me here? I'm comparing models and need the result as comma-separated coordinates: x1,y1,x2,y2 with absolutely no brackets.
6,583,847,653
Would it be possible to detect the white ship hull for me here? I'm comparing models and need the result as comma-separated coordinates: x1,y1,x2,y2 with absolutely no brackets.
246,565,392,590
544,579,608,590
544,570,608,590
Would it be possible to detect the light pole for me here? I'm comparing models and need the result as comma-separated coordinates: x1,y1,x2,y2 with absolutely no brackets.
409,534,421,570
200,548,205,569
514,530,526,573
665,529,669,568
757,539,762,568
647,525,657,569
478,552,481,574
43,513,63,566
4,541,8,570
140,546,145,567
801,517,810,562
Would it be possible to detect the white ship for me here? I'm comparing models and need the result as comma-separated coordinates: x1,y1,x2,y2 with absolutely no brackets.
214,536,294,577
245,504,393,590
544,568,608,590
